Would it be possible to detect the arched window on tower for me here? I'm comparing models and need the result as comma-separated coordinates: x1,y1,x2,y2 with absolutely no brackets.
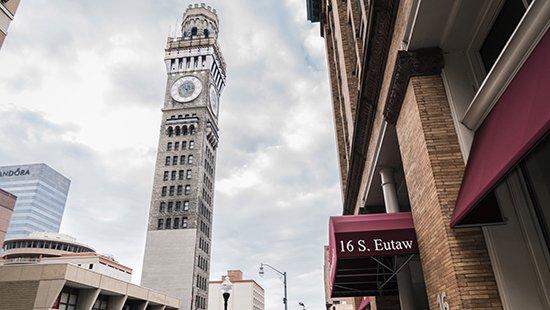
189,125,196,135
203,29,209,38
191,27,198,36
175,126,181,136
167,127,174,137
182,126,189,135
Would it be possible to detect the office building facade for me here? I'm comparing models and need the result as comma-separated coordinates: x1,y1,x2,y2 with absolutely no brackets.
141,4,226,310
308,0,550,309
208,270,265,310
0,163,70,239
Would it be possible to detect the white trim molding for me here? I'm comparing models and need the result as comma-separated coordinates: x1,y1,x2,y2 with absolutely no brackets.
462,0,550,130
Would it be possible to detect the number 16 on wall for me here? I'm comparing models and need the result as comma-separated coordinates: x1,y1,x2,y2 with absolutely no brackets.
436,292,450,310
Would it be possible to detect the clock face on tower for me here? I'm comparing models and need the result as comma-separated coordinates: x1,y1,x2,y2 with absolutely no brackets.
170,76,202,103
209,85,219,116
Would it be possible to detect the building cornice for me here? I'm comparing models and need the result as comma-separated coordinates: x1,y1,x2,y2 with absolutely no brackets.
383,47,444,125
343,0,400,215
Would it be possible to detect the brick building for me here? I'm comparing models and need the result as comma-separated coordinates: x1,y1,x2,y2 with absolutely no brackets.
0,188,16,245
307,0,550,309
0,0,21,49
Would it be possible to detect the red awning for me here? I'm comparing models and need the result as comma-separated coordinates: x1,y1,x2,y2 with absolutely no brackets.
451,31,550,226
358,297,371,310
328,212,418,298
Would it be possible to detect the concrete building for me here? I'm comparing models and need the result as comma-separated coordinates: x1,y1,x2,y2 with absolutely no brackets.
1,232,132,282
0,188,16,245
208,270,265,310
0,263,179,310
141,4,226,310
308,0,550,309
0,163,70,239
0,0,21,49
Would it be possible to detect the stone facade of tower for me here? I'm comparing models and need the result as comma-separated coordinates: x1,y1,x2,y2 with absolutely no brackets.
141,4,226,310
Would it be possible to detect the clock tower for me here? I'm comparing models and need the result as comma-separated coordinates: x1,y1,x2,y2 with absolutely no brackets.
141,4,226,310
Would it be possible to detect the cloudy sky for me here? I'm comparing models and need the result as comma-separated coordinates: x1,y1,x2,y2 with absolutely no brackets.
0,1,340,308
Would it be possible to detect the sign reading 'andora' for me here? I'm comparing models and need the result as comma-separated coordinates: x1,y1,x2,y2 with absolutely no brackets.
0,168,31,177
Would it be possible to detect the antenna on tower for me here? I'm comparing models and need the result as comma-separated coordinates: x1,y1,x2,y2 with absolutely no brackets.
174,17,179,38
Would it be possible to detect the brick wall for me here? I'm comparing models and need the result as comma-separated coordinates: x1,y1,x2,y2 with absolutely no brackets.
396,75,501,309
0,281,39,309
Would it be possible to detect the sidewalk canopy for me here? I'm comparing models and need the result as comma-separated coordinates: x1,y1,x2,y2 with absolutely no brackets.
451,31,550,227
328,212,419,298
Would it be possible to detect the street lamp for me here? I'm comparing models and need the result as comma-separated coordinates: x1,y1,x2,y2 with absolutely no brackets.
299,302,306,309
220,276,233,310
259,263,288,310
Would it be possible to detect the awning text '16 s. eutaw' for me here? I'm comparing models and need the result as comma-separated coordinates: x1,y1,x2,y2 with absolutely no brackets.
328,212,419,297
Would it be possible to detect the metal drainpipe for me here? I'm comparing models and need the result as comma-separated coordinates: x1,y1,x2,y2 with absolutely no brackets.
380,168,416,310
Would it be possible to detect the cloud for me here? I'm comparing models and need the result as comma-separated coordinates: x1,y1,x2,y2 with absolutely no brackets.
0,1,337,309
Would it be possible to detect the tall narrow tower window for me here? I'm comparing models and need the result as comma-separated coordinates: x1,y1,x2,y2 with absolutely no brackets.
191,27,198,36
204,29,209,38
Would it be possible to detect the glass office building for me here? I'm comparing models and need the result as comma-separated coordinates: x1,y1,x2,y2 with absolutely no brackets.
0,164,70,239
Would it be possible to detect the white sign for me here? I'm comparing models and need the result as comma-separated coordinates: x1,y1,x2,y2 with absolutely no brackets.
436,292,450,310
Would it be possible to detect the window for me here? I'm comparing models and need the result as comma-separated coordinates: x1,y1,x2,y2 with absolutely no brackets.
174,141,180,150
159,202,165,212
204,29,210,38
171,170,177,180
165,218,172,229
186,169,192,179
189,140,195,149
180,155,186,164
182,218,188,228
163,171,169,181
175,126,181,136
479,0,528,72
161,186,167,197
158,219,164,229
182,141,187,149
167,142,173,151
184,201,190,211
188,155,194,164
92,295,108,310
57,288,79,310
174,217,180,229
176,201,181,211
169,186,175,196
167,201,173,212
165,157,171,166
185,185,191,195
167,127,173,137
172,156,178,165
190,125,196,134
191,27,198,36
179,170,184,180
177,185,183,196
522,135,550,250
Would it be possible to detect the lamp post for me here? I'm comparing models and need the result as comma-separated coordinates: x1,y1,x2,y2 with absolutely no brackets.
220,276,233,310
259,263,288,310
